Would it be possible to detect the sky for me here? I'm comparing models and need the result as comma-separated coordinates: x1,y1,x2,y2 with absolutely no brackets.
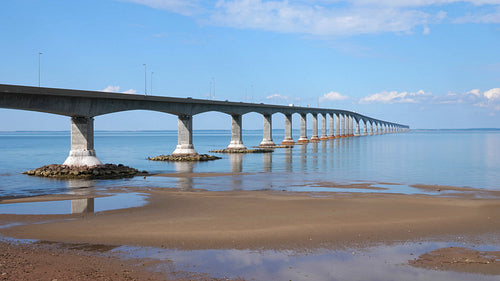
0,0,499,130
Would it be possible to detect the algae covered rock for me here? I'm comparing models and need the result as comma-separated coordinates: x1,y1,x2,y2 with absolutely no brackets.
23,163,144,179
147,154,221,161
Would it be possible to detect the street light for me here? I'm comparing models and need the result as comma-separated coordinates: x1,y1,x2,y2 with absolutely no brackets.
143,64,147,96
38,52,42,87
150,71,153,96
212,77,215,100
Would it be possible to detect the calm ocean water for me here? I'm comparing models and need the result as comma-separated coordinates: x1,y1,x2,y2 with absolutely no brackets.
0,129,499,198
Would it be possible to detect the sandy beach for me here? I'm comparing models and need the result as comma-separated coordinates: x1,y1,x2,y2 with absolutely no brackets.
1,182,500,279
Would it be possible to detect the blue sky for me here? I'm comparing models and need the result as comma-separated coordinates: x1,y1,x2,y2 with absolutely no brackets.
0,0,499,130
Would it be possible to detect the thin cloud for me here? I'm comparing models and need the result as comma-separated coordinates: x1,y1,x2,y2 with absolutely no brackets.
210,1,446,36
118,0,500,36
319,91,349,102
361,87,500,112
122,89,138,94
454,6,500,24
101,86,121,92
118,0,201,16
359,90,431,104
266,93,289,100
100,86,138,94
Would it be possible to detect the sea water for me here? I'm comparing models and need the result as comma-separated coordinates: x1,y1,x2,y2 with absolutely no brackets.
0,129,499,198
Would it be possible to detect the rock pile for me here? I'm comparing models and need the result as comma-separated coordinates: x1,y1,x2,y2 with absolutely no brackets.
147,154,221,161
23,164,145,179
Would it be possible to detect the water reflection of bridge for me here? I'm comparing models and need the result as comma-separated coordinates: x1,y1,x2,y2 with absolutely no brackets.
171,138,359,191
68,180,95,214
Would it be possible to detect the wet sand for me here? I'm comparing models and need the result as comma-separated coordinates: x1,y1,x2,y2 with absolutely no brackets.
410,246,500,275
0,240,237,281
1,185,500,278
1,188,499,250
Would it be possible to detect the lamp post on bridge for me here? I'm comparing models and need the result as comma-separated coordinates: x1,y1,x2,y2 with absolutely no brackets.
143,64,147,96
38,52,42,87
151,71,153,96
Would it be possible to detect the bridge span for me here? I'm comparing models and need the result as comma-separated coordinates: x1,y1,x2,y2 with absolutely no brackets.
0,84,409,166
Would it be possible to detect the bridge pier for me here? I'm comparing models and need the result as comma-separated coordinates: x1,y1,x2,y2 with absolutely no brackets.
63,116,102,167
339,114,345,137
310,114,320,142
349,116,354,137
345,115,350,137
227,114,246,150
344,115,349,137
259,114,276,147
335,114,340,138
172,115,198,156
320,114,329,140
328,113,335,139
354,119,361,136
281,113,295,145
297,113,309,143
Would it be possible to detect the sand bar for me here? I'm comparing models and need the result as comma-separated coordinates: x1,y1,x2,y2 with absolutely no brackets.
1,188,499,251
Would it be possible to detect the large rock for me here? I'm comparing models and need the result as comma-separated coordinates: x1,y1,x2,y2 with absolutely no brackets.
23,164,145,179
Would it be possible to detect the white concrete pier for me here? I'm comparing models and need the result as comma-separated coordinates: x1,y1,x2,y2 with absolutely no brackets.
310,114,320,142
172,114,198,155
227,114,246,150
297,113,309,143
281,113,295,145
259,114,276,147
63,116,102,167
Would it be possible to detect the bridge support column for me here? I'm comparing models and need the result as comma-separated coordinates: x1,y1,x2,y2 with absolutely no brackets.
328,113,335,139
172,115,198,156
350,116,354,136
363,121,368,136
227,114,246,150
259,114,276,147
344,115,349,137
354,119,361,136
63,116,102,167
335,114,340,138
345,115,350,137
297,113,309,143
310,114,320,142
281,114,295,145
320,114,329,140
339,114,344,137
346,115,350,136
370,123,374,135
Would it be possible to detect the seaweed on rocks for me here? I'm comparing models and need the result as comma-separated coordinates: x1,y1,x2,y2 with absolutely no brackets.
147,154,221,161
23,164,145,179
209,148,274,154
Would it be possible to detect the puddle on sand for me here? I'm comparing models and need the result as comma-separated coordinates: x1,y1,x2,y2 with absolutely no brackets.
110,241,500,281
0,192,148,215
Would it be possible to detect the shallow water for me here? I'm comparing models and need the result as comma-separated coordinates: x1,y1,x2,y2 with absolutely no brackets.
0,192,148,215
112,240,500,281
1,129,500,280
1,129,499,198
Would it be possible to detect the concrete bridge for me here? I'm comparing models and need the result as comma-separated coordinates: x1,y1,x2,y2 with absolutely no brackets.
0,84,409,166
